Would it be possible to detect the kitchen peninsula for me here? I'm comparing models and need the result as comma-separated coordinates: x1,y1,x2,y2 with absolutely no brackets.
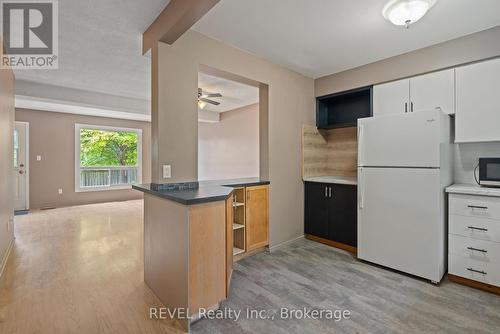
133,178,269,331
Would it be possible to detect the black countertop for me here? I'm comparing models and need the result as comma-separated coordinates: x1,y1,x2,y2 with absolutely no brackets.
133,178,270,205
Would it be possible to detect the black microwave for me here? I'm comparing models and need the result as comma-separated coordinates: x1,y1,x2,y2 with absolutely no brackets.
479,158,500,187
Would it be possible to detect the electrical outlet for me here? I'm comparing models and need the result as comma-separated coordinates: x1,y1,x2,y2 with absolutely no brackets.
58,188,63,194
163,165,172,179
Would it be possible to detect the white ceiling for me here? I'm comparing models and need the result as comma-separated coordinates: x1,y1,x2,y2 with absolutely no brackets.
14,0,169,101
193,0,500,78
198,73,258,113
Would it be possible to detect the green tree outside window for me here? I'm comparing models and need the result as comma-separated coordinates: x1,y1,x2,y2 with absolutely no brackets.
80,129,138,167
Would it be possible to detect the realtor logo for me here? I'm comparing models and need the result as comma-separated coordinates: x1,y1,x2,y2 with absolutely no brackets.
1,0,58,69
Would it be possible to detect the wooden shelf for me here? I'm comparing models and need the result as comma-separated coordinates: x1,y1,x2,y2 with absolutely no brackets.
233,223,244,230
233,247,245,256
233,202,245,207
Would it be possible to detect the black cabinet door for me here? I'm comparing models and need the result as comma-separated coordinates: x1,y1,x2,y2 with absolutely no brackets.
329,184,357,247
304,182,329,239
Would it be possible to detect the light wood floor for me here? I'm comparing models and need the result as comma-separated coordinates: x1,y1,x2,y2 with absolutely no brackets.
0,200,184,334
192,240,500,334
2,201,500,334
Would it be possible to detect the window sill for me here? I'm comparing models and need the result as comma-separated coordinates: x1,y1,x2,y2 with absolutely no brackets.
75,185,134,193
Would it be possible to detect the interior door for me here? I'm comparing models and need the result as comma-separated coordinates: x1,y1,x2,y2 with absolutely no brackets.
304,182,329,239
410,69,455,115
373,79,409,117
246,185,269,251
357,167,443,281
14,122,29,211
358,110,442,168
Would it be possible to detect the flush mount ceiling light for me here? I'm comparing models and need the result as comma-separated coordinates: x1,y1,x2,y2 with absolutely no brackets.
382,0,437,28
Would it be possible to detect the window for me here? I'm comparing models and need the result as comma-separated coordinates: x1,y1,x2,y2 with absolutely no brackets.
75,124,142,192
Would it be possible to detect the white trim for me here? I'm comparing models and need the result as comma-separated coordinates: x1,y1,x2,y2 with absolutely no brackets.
0,238,15,280
15,95,151,122
268,235,305,253
14,121,30,210
74,124,143,193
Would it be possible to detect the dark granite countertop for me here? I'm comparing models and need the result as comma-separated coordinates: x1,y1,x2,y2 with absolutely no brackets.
200,177,270,188
133,178,270,205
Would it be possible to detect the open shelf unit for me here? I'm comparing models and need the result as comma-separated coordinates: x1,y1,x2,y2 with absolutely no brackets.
233,247,245,256
232,187,246,257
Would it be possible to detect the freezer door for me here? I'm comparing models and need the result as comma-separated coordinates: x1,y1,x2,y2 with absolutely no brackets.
358,110,443,168
357,167,445,282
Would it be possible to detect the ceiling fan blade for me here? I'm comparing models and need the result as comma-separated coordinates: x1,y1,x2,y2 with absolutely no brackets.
202,93,222,98
200,98,220,106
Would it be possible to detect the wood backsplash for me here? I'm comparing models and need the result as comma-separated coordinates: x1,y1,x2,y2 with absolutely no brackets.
302,125,357,178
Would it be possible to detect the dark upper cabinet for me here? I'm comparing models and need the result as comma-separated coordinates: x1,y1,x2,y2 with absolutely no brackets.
304,182,357,248
316,86,372,129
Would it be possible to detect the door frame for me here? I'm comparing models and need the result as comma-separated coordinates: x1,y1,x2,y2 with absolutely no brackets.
14,121,30,210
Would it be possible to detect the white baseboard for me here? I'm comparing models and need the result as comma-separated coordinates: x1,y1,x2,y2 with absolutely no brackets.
0,238,14,280
269,235,304,252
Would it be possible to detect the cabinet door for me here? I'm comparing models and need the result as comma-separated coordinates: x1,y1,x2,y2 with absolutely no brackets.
329,185,357,247
304,182,329,239
246,185,269,251
456,58,500,143
410,69,455,115
225,197,233,297
373,79,409,117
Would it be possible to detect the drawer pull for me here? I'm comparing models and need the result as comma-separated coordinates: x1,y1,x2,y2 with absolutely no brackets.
467,268,487,275
467,205,488,210
467,226,488,232
466,247,487,253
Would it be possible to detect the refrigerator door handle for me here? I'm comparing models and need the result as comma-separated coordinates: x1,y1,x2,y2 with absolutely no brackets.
359,168,364,209
358,124,364,166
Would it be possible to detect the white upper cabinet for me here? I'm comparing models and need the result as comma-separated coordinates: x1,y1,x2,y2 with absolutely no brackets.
373,69,455,117
409,69,455,115
456,58,500,143
373,79,409,117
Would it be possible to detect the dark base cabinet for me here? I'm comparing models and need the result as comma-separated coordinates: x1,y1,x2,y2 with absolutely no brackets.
304,182,357,250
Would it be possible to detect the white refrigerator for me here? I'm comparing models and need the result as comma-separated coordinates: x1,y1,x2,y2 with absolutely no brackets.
357,110,453,283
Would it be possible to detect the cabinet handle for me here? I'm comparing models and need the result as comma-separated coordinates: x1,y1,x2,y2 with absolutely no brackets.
404,102,408,113
468,205,488,210
467,247,487,253
329,187,332,198
467,226,488,232
410,102,414,112
467,268,487,275
325,186,328,198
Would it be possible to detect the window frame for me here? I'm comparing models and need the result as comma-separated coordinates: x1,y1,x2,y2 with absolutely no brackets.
75,123,142,192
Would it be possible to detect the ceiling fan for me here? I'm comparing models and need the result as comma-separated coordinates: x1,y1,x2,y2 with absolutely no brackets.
198,88,222,109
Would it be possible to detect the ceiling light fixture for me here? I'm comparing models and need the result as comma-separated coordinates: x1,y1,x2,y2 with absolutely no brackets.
198,100,206,109
382,0,437,28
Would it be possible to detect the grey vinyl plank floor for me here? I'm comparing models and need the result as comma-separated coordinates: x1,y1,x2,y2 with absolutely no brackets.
191,238,500,334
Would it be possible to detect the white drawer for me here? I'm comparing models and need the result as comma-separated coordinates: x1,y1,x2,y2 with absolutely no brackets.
449,234,500,262
449,194,500,221
449,214,500,243
449,253,500,287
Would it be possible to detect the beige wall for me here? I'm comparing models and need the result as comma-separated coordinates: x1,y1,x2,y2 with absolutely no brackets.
198,103,259,181
0,64,15,270
153,30,315,247
15,109,151,209
315,26,500,96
